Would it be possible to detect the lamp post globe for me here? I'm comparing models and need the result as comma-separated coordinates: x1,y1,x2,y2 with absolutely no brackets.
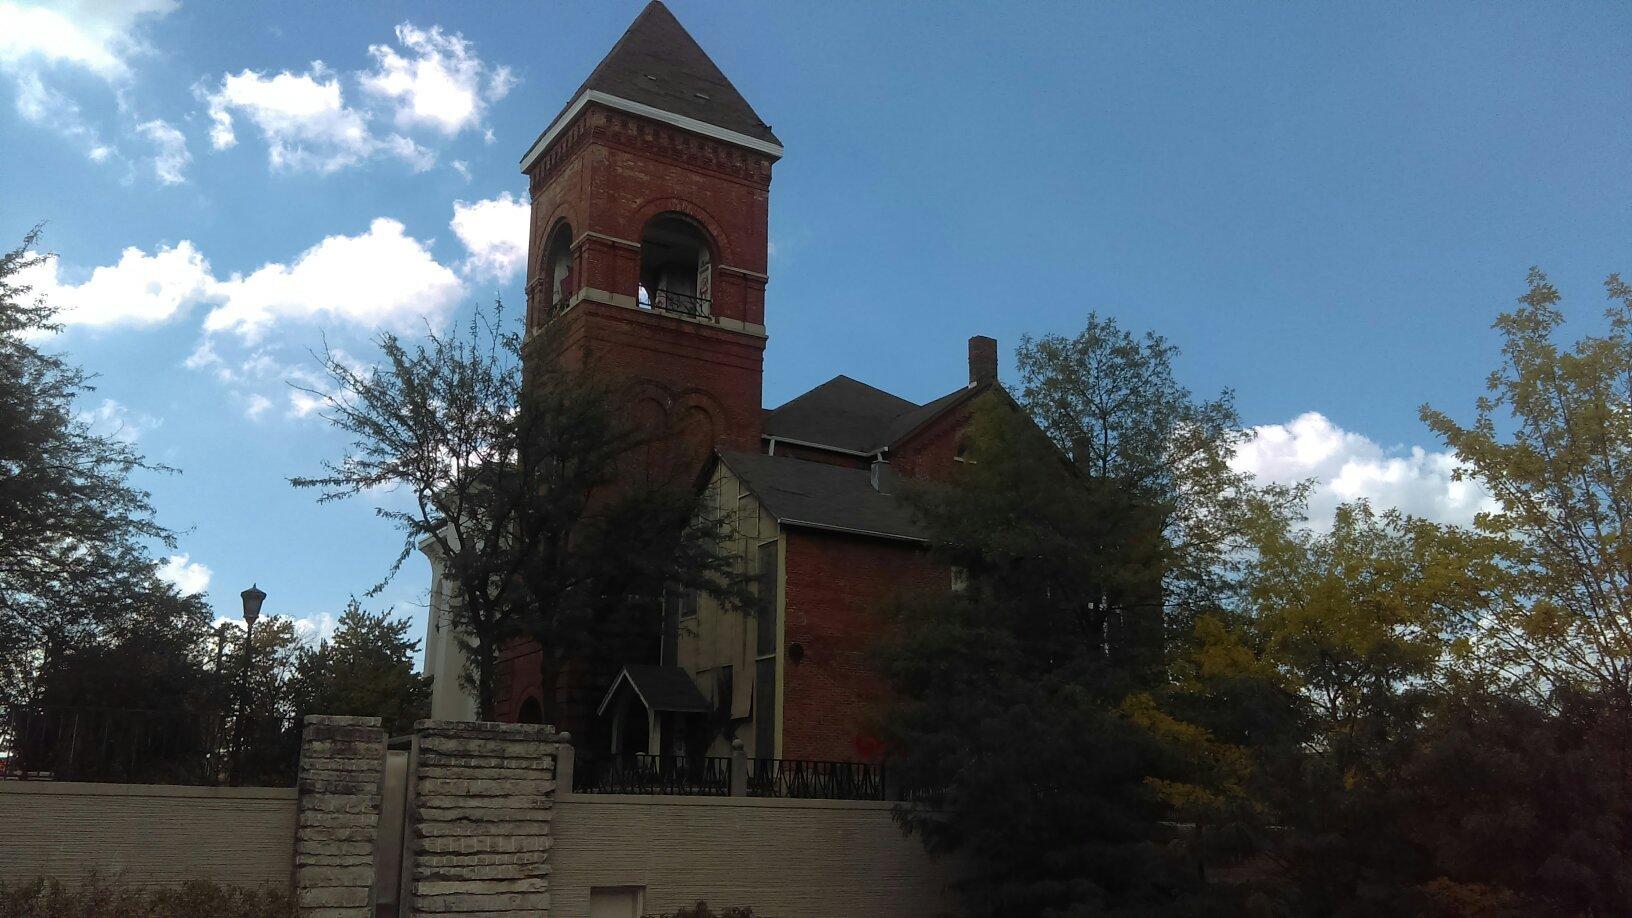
240,583,266,628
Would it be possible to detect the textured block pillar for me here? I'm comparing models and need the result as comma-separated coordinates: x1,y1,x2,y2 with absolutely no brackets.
294,715,386,917
407,720,561,916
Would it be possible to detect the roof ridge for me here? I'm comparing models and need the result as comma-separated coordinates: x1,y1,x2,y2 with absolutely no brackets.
526,0,779,165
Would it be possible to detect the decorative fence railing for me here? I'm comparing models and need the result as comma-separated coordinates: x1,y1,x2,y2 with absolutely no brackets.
0,705,226,785
572,752,733,796
648,289,712,319
747,757,886,801
568,748,891,801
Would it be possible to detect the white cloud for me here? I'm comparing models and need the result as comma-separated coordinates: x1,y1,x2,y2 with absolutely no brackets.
1232,411,1497,529
202,20,511,176
137,118,189,184
0,0,175,80
290,612,337,642
21,240,215,328
203,217,464,339
78,398,159,443
13,69,115,164
361,23,514,137
203,63,431,173
243,392,273,420
450,192,528,280
0,1,176,168
158,553,212,596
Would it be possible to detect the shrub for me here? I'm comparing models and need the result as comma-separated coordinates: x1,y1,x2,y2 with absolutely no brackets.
646,904,755,918
0,874,291,918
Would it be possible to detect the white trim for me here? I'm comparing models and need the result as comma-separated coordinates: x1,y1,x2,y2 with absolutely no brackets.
760,435,878,458
520,90,784,173
778,518,927,544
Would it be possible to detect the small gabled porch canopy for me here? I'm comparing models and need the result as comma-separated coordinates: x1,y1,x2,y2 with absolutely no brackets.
597,665,712,718
598,665,713,756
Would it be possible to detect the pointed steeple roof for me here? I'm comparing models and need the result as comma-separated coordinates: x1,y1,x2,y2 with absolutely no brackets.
522,1,779,169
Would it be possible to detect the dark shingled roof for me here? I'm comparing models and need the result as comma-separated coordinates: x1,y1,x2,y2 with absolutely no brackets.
598,664,712,715
536,0,779,156
763,375,979,455
719,450,928,542
762,376,915,454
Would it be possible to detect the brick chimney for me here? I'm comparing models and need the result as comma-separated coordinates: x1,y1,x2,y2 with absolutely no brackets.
968,335,998,386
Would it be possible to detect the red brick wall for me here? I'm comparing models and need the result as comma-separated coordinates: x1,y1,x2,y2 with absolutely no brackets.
497,102,777,727
525,103,772,454
780,529,947,762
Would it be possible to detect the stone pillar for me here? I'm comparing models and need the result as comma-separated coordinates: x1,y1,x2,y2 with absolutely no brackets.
406,720,561,916
294,715,386,917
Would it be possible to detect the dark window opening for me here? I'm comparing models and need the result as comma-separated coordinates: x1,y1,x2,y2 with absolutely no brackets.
639,215,712,318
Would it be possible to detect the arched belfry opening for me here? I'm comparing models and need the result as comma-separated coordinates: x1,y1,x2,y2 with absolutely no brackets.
638,214,712,318
548,220,574,303
529,222,574,330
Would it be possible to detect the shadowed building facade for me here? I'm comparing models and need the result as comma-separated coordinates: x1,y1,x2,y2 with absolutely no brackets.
423,1,997,764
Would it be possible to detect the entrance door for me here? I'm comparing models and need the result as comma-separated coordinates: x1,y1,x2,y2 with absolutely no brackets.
589,886,644,918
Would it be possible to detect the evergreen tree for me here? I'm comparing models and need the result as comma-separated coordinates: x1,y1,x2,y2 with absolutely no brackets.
286,600,430,737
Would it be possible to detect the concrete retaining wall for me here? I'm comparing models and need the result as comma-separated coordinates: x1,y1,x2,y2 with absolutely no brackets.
0,780,296,888
551,793,959,917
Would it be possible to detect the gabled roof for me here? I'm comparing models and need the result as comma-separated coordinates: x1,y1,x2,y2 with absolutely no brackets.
762,376,916,454
763,375,980,456
524,1,780,171
718,450,928,542
597,664,712,716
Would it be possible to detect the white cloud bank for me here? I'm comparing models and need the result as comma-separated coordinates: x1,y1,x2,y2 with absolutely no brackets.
29,211,482,338
203,21,512,175
204,63,432,174
158,553,212,595
202,217,463,339
0,1,182,174
1232,411,1496,529
20,240,215,328
361,23,514,137
0,0,174,80
451,192,529,280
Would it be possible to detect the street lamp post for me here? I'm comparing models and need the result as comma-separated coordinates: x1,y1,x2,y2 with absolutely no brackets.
231,584,265,786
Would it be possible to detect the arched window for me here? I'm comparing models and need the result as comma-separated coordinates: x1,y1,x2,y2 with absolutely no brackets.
517,696,544,725
639,214,712,318
543,222,573,311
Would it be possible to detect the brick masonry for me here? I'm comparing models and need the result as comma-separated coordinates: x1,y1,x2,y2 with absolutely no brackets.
406,720,562,916
781,530,947,762
294,715,386,918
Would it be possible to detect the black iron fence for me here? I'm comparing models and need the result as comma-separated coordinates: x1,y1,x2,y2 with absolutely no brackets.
648,289,712,319
0,705,225,785
748,757,886,801
570,750,891,801
573,752,732,796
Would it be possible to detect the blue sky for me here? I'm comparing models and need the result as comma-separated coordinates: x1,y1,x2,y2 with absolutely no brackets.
4,1,1629,647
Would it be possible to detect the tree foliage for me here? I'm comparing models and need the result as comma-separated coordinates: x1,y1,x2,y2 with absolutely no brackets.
881,314,1293,915
886,291,1632,915
0,226,203,711
295,302,744,719
285,600,430,737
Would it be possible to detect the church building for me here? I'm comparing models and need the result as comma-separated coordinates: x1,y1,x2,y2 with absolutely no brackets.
422,1,997,765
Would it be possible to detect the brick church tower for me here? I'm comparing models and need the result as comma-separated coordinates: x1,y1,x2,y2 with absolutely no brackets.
519,0,781,457
486,1,782,731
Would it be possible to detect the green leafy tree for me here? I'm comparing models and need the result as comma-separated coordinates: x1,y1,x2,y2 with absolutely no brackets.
296,302,744,720
286,600,430,736
881,315,1295,916
0,227,196,714
1422,268,1632,712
